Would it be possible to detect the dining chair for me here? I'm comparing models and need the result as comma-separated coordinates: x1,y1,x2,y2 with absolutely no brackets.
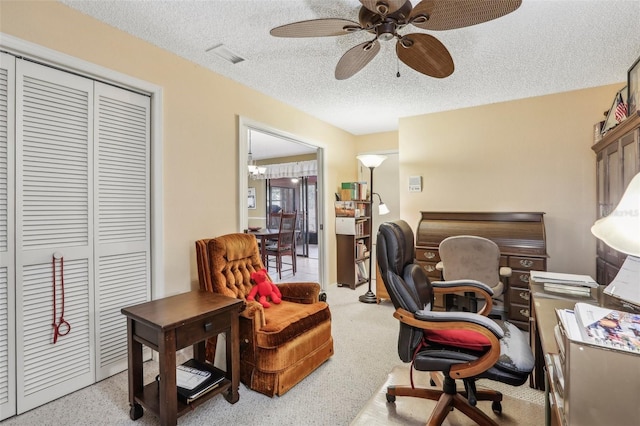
266,211,297,279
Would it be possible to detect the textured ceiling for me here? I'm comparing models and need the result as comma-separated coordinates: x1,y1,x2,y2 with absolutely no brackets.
60,0,640,136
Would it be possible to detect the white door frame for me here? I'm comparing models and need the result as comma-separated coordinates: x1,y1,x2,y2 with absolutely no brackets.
238,117,328,289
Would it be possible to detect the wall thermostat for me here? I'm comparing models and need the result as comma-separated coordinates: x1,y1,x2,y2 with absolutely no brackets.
408,176,422,192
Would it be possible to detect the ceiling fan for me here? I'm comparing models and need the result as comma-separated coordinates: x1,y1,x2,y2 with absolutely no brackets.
270,0,522,80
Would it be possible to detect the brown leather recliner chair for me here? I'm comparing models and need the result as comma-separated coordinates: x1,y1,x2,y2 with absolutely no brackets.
195,233,333,397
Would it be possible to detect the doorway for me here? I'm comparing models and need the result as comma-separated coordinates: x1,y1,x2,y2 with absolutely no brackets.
267,176,317,258
238,118,326,288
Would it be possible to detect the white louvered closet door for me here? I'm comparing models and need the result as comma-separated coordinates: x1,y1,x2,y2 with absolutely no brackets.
94,82,150,380
0,52,16,421
15,59,95,414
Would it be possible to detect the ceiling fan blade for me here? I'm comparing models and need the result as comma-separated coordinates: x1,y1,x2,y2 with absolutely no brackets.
270,18,362,37
410,0,522,31
396,33,454,78
360,0,407,15
335,40,381,80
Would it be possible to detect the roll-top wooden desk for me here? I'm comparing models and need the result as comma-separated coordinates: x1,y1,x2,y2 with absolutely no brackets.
412,212,548,331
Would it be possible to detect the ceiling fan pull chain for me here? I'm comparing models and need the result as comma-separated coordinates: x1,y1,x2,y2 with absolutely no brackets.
396,54,400,78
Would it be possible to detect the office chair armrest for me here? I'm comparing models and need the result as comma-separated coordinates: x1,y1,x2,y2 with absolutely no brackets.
276,282,320,304
431,279,494,296
499,266,512,277
430,280,494,316
394,307,502,379
413,309,504,338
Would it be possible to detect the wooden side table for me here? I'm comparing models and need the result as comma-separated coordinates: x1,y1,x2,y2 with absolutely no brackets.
121,290,243,426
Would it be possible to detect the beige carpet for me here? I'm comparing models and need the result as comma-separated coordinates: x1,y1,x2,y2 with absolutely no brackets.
2,282,544,425
351,366,544,426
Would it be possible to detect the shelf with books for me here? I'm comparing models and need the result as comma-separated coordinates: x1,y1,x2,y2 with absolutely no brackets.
336,189,371,290
339,181,368,202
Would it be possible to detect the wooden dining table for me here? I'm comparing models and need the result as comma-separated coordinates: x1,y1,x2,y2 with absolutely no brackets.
247,228,279,265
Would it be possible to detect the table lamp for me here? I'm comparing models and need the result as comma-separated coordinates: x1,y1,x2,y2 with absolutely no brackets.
591,172,640,257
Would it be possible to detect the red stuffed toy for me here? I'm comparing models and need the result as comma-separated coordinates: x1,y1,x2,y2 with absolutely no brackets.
248,269,282,308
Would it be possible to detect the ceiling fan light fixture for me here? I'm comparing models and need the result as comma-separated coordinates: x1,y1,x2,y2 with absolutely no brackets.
376,22,396,41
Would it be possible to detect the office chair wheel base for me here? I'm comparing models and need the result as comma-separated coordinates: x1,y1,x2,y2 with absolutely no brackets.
491,401,502,414
386,393,396,403
130,403,143,420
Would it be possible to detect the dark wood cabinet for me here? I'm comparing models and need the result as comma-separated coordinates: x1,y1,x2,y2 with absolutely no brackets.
415,212,548,330
591,111,640,284
336,201,371,289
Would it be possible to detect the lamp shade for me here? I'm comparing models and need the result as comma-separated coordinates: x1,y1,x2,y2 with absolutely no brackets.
591,172,640,256
378,203,390,215
357,154,386,168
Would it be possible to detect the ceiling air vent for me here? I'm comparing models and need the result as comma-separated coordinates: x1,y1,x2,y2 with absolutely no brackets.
207,44,245,64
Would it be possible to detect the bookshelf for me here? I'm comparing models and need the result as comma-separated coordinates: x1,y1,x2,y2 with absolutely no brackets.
335,196,371,290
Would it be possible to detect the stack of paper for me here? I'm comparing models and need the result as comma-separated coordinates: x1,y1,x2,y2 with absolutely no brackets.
530,271,598,288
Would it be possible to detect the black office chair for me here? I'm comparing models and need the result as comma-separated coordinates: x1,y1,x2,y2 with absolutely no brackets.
376,220,534,426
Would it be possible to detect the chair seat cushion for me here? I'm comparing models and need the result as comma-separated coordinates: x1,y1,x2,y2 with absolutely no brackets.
424,329,491,351
256,300,331,348
415,321,535,386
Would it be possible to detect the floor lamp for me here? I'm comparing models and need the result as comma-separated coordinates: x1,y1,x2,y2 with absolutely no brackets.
357,154,387,304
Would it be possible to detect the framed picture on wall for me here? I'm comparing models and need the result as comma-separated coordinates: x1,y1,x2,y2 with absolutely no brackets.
628,55,640,115
248,187,256,209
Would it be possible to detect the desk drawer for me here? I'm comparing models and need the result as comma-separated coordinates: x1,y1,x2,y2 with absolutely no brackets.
416,247,440,263
176,314,232,348
508,256,545,271
509,287,530,306
509,271,532,287
508,303,530,323
416,260,441,279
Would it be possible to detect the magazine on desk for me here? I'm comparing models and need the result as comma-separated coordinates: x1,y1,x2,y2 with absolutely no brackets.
572,303,640,354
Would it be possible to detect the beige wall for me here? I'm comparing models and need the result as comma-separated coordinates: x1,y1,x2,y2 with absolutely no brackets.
1,1,623,290
354,131,398,153
1,1,357,294
399,84,623,276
